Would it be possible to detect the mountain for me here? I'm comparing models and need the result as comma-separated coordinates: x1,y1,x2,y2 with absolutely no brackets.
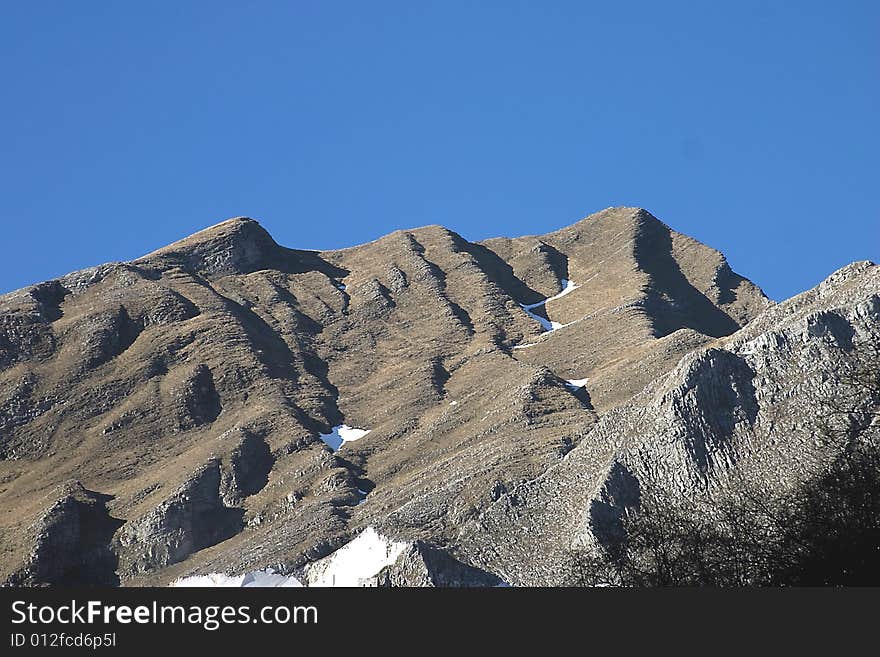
0,207,875,586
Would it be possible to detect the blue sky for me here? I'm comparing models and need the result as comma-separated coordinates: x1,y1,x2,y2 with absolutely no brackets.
1,2,877,301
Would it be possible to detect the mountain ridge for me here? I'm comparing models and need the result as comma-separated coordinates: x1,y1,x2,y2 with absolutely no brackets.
2,207,874,587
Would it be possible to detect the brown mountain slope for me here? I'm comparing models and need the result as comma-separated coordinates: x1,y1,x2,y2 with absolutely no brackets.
0,207,769,585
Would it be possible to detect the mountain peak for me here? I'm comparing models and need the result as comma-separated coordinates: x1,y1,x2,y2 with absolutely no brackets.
137,216,281,277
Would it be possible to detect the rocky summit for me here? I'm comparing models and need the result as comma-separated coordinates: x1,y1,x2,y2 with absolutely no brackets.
0,207,876,586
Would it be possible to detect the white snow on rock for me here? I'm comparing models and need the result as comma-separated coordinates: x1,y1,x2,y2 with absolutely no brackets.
552,278,579,301
519,303,563,332
306,527,408,587
319,424,371,451
171,528,408,588
172,569,303,588
565,378,589,390
519,279,578,334
449,400,458,406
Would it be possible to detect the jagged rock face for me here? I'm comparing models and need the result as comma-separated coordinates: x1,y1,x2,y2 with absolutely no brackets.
373,542,504,587
458,261,880,585
115,460,244,575
3,205,846,587
9,481,124,586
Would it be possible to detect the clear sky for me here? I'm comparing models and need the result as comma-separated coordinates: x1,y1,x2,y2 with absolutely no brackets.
1,2,877,301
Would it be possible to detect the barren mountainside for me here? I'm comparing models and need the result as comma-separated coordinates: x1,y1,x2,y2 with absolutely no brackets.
1,207,876,586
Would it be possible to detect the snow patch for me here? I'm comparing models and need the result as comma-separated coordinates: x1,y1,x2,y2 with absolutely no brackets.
552,278,579,301
171,528,407,588
565,378,589,390
319,424,371,451
449,400,458,406
172,569,303,588
519,304,563,332
306,527,408,587
519,279,579,334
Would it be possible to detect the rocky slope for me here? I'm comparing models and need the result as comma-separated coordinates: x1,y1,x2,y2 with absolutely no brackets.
459,261,880,584
2,206,872,587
